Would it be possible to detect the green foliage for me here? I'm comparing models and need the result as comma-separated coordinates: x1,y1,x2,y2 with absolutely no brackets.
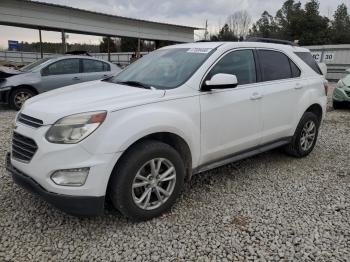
99,37,118,53
331,3,350,44
249,11,279,38
250,0,350,45
210,24,238,41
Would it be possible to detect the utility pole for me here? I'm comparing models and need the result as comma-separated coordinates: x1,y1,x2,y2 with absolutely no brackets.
107,36,111,62
38,29,43,58
204,20,209,41
61,30,66,54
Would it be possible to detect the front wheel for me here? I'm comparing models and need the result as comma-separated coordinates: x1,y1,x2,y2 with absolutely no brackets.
284,112,320,158
108,140,185,221
9,88,35,110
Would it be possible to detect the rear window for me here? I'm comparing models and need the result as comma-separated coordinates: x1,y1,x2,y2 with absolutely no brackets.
258,50,293,81
294,52,322,75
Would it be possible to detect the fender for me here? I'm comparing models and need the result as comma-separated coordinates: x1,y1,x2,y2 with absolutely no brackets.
81,96,201,168
291,78,327,134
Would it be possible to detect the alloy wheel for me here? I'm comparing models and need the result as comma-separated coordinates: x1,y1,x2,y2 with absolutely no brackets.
14,91,32,108
132,158,176,210
300,120,316,151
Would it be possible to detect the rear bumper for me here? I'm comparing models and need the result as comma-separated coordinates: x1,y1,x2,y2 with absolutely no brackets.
6,153,105,216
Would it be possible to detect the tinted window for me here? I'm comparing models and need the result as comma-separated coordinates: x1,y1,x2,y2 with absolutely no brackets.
208,49,256,85
290,59,301,78
43,59,80,76
258,50,292,81
82,59,110,73
295,52,322,75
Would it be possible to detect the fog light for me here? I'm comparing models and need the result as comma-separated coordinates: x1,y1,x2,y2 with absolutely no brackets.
51,168,90,187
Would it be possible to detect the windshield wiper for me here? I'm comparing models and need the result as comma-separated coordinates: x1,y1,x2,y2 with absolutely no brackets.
116,80,152,89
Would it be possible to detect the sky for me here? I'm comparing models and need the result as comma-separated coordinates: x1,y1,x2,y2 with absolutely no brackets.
0,0,349,49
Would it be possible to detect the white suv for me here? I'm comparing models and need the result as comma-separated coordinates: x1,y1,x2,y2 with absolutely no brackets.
6,41,328,220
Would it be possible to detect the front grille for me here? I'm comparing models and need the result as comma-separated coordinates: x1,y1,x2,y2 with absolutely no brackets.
17,113,43,128
12,132,38,162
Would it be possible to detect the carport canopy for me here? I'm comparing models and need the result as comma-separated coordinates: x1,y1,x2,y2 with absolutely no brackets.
0,0,199,43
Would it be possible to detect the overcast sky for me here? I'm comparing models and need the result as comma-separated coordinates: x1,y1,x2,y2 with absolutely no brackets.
0,0,349,49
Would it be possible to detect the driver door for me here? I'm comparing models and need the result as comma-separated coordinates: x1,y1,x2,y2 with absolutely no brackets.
199,49,263,165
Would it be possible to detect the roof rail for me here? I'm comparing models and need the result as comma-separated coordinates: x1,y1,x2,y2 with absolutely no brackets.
245,37,298,46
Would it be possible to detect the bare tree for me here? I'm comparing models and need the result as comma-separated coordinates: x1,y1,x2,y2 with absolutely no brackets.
226,10,252,39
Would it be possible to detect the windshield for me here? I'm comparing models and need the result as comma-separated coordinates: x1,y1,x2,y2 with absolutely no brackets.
20,58,51,72
107,48,214,89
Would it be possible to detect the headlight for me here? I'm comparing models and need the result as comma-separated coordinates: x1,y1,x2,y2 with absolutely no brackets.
46,111,107,144
337,80,345,89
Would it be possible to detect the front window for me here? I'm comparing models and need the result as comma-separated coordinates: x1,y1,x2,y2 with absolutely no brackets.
107,48,214,89
207,49,257,85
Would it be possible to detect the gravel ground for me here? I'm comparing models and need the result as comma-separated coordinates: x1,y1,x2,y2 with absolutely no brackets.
0,85,349,261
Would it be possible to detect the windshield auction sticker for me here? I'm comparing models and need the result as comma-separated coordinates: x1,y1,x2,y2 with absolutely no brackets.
187,48,212,54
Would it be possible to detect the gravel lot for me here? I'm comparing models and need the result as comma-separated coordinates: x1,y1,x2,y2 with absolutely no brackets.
0,86,349,261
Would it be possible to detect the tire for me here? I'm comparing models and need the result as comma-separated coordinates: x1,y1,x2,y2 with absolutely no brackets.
109,140,185,221
9,88,35,110
284,112,320,158
333,100,344,110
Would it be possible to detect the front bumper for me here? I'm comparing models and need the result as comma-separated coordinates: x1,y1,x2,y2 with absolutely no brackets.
6,153,104,216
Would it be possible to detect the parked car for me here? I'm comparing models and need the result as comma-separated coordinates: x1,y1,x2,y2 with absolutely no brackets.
6,41,328,220
333,69,350,109
0,56,120,110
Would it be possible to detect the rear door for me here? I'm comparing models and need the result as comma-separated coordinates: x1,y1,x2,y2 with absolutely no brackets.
256,49,303,144
40,58,81,92
80,59,112,82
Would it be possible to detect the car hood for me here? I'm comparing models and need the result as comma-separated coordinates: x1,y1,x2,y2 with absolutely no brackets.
0,66,22,79
0,71,39,87
22,80,165,125
341,74,350,86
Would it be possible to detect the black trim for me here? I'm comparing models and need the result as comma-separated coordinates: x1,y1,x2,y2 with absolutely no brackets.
5,153,105,216
253,49,262,83
245,37,298,46
0,89,11,104
193,137,292,174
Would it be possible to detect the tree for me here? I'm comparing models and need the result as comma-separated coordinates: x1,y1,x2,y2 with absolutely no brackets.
249,11,279,38
210,24,237,41
226,10,252,39
275,0,305,41
99,37,118,53
331,3,350,44
298,0,330,45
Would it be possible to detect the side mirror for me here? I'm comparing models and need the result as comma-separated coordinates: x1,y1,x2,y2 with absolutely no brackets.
345,68,350,74
318,63,327,76
203,73,238,91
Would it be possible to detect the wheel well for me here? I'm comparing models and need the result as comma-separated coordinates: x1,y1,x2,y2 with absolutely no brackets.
10,85,38,97
115,132,193,181
305,104,323,122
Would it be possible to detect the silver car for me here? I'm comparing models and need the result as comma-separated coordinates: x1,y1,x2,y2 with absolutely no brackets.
0,55,121,110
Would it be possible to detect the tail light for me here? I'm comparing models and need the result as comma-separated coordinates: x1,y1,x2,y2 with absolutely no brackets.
324,81,329,96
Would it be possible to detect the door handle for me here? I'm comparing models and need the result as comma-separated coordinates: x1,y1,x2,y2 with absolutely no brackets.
250,92,263,100
294,83,303,89
73,76,80,80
